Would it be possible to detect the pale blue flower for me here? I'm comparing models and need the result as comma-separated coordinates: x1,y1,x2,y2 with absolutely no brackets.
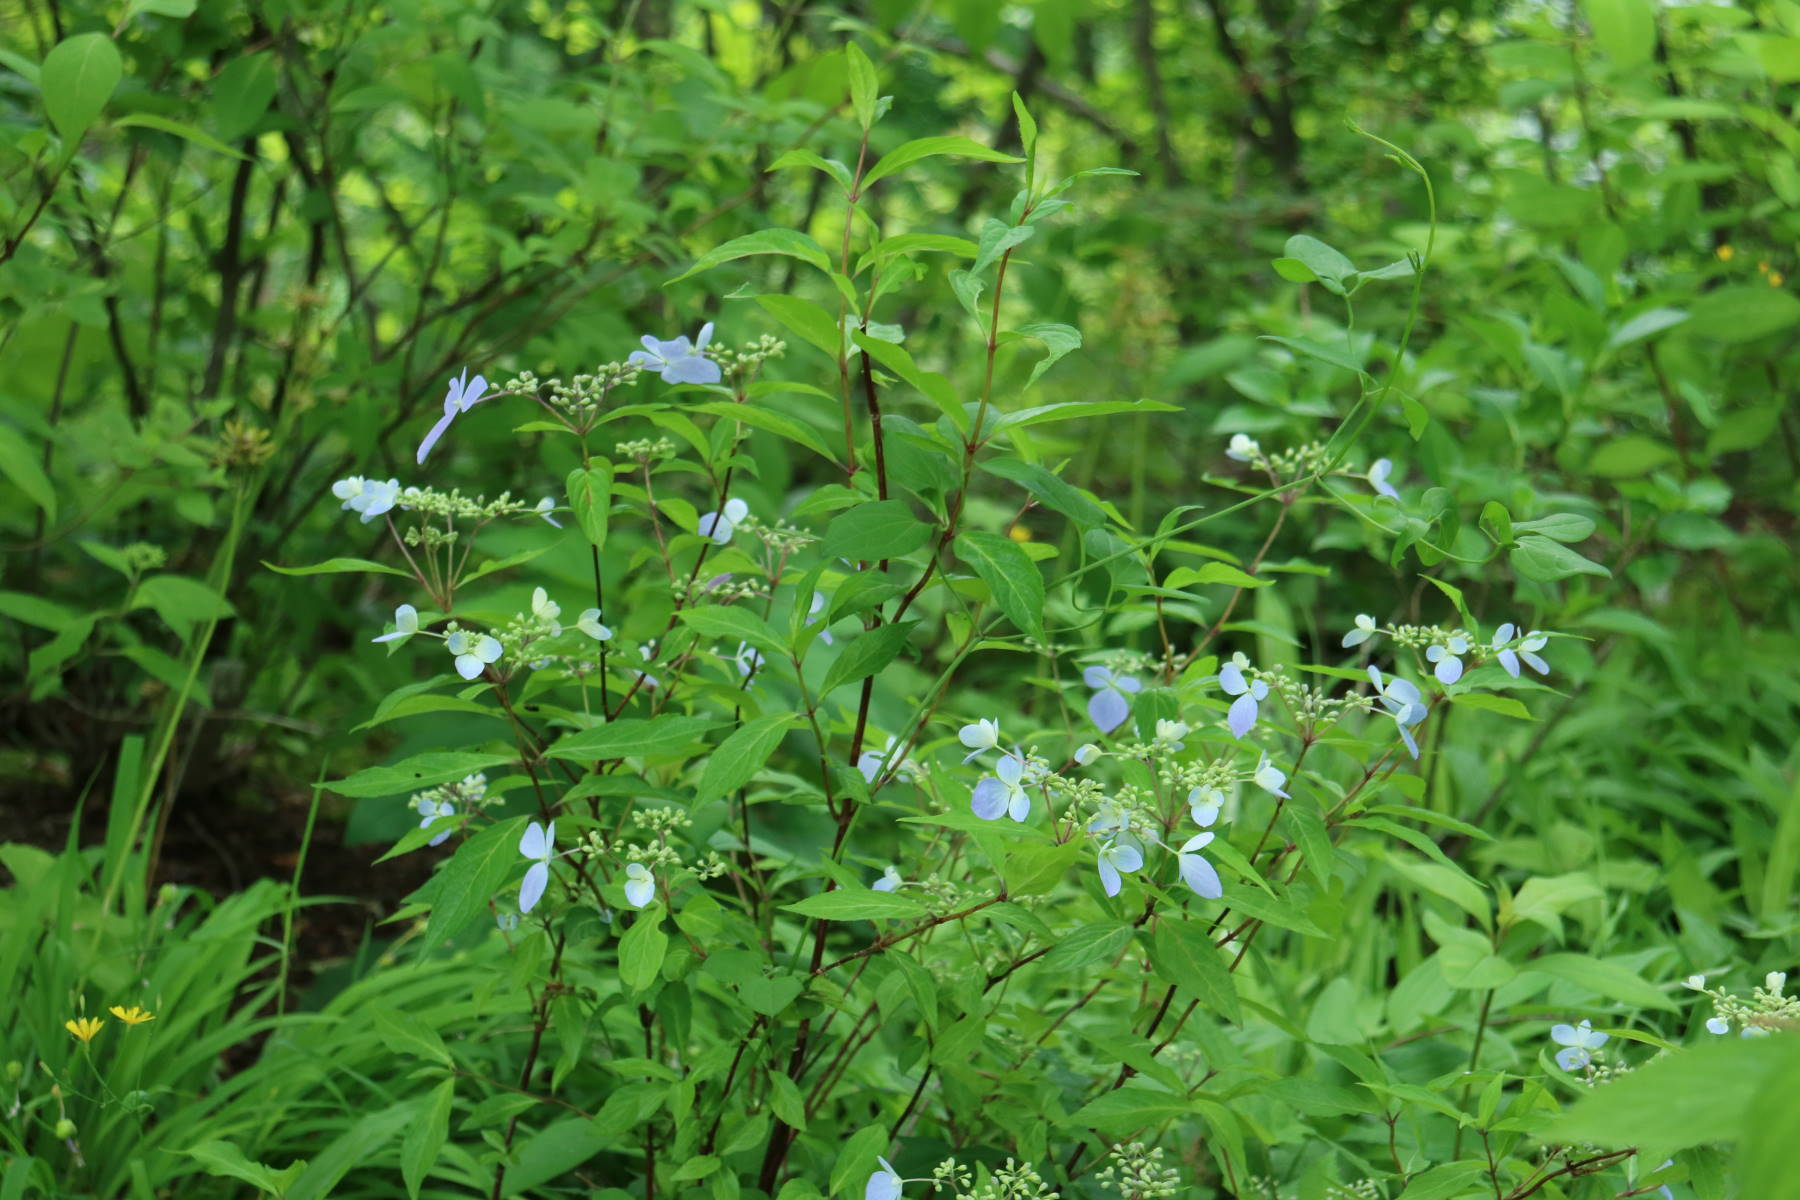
446,630,503,680
628,323,722,385
577,608,613,640
1368,665,1427,758
1252,752,1289,799
808,591,835,644
731,640,764,677
372,604,419,644
414,797,454,847
1706,1016,1730,1035
333,476,401,523
1097,833,1145,897
1084,665,1141,733
958,718,1000,763
623,862,655,908
1219,657,1267,738
417,367,491,464
857,736,919,784
1178,832,1222,899
972,754,1030,822
518,820,555,914
866,1156,902,1200
1368,458,1400,500
1187,787,1222,827
697,496,749,544
1425,634,1470,684
633,644,660,690
871,866,903,893
1074,743,1101,766
534,497,563,528
1550,1019,1606,1070
1492,623,1550,678
531,588,562,635
1342,613,1378,649
1155,719,1189,750
1225,433,1260,463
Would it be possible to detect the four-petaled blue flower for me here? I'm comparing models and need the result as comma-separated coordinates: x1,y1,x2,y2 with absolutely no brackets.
1253,752,1290,798
414,797,455,847
446,630,503,680
333,476,402,523
871,866,903,893
628,323,722,385
1368,458,1400,500
698,497,749,544
518,820,555,914
857,736,919,784
958,719,1000,763
1219,657,1268,738
373,604,419,645
1178,832,1222,899
1187,786,1223,827
534,497,563,528
1550,1019,1607,1071
1097,833,1145,897
1083,665,1142,734
417,367,490,464
1368,665,1427,758
1225,433,1260,463
623,862,655,909
972,754,1031,822
865,1156,902,1200
1342,613,1378,648
1425,634,1470,684
578,608,613,641
1492,623,1551,678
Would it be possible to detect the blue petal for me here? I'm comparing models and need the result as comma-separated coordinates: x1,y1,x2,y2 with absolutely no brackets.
1433,654,1463,685
1227,692,1258,739
1180,853,1223,899
1088,687,1130,733
971,778,1007,820
519,861,548,914
1098,857,1122,897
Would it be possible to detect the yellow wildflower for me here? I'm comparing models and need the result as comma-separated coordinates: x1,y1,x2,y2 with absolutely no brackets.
1771,272,1785,288
1716,244,1734,261
108,1005,156,1026
64,1018,105,1044
1007,524,1032,543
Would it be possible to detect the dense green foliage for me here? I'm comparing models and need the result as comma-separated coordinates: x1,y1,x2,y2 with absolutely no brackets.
2,1,1797,1199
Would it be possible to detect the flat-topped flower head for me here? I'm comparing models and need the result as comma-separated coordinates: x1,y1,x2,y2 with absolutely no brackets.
1097,833,1145,897
1253,752,1290,798
628,323,722,385
1178,832,1222,899
446,630,503,680
866,1156,902,1200
533,497,563,528
372,604,419,644
1425,634,1470,684
697,496,749,544
518,821,555,913
958,718,1001,762
1367,458,1401,500
871,865,903,893
577,608,613,641
1550,1019,1607,1070
417,366,491,464
1084,664,1142,734
971,754,1030,822
1492,623,1551,678
1342,613,1378,649
1187,787,1223,827
1219,657,1268,738
1225,433,1260,463
623,862,655,908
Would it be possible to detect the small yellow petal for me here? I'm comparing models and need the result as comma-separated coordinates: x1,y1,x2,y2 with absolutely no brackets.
64,1018,105,1043
1715,244,1734,261
1771,273,1785,288
1007,524,1032,543
108,1005,156,1026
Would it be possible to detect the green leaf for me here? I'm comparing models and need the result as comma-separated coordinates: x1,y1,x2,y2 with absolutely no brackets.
114,113,251,160
1525,951,1678,1010
757,293,843,358
263,556,413,578
845,42,877,129
400,1079,455,1200
1167,562,1269,590
1063,1086,1189,1132
1261,334,1365,374
42,33,122,142
0,590,77,631
1012,321,1082,388
1588,434,1675,478
669,229,831,284
370,1008,453,1066
862,136,1023,187
678,605,789,661
978,458,1105,528
820,500,934,561
1688,285,1800,343
619,911,669,990
131,574,234,637
1510,534,1611,582
782,888,925,921
857,233,979,272
181,1142,306,1196
546,717,721,762
767,148,853,190
1394,1162,1493,1200
1606,306,1688,349
210,51,277,141
1447,693,1534,720
1583,0,1655,67
1545,1036,1800,1150
1043,922,1133,971
567,462,613,549
1512,512,1595,543
423,820,527,946
830,1125,893,1197
1011,91,1038,160
1001,840,1080,898
324,751,514,798
1149,921,1241,1023
972,219,1035,275
851,333,964,432
691,398,840,463
992,398,1179,432
697,714,796,802
0,425,55,521
127,0,199,18
955,530,1045,639
1282,234,1356,286
820,621,917,695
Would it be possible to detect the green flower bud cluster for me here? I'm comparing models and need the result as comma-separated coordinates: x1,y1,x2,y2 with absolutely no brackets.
1096,1142,1181,1200
711,335,786,383
1268,439,1331,479
1384,623,1472,652
616,436,679,463
955,1158,1060,1200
